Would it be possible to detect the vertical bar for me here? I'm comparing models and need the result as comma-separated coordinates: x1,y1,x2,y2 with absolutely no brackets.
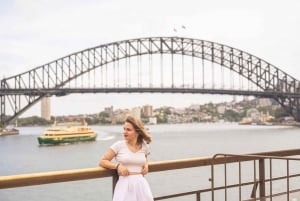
106,47,109,88
81,52,83,87
117,47,120,87
251,160,258,199
225,156,227,201
137,52,139,87
149,53,152,87
171,38,174,88
125,44,128,87
201,42,205,89
88,51,91,87
196,192,200,201
211,43,214,89
128,44,131,87
112,173,118,197
160,37,163,88
139,46,142,88
182,52,184,87
239,161,241,201
211,163,215,201
100,49,103,87
259,159,266,201
113,45,116,87
192,40,195,88
160,54,163,88
269,159,272,201
287,160,290,201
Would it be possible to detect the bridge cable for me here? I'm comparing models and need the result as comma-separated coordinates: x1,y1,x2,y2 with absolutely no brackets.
201,42,205,88
182,52,184,88
192,54,195,88
192,42,195,88
211,45,215,89
171,39,174,88
149,53,152,88
202,58,205,89
93,50,96,88
128,47,131,88
81,53,84,88
160,53,163,88
117,47,120,87
221,65,224,89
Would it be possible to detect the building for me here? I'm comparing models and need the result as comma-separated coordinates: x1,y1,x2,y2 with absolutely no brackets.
142,105,153,117
148,117,157,125
41,97,51,120
130,107,141,119
104,106,114,117
257,98,272,107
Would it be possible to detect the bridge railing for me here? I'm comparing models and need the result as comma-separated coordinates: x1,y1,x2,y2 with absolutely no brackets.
1,149,300,201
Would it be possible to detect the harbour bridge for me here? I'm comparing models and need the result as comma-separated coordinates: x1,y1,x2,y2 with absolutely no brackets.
1,36,300,126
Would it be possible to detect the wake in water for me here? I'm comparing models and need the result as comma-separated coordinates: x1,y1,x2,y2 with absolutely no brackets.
97,135,115,141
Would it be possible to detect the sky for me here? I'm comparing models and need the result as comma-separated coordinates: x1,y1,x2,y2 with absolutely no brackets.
1,0,300,117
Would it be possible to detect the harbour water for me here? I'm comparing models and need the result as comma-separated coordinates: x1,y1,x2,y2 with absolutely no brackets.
0,123,299,201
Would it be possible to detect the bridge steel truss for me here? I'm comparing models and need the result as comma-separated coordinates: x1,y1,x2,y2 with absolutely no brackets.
1,36,300,126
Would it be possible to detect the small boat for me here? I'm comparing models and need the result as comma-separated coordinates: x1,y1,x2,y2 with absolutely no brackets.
38,120,97,145
0,128,19,136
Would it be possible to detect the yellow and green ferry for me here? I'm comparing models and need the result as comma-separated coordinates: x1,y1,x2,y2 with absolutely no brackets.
38,121,97,145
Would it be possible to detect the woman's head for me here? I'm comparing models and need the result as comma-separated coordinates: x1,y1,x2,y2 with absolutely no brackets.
124,116,152,144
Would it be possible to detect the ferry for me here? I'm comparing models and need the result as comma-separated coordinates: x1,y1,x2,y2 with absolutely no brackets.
37,120,97,145
0,128,19,136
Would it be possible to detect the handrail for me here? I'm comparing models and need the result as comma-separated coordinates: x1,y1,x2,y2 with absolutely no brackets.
210,152,300,201
1,148,300,200
1,148,300,189
212,153,300,161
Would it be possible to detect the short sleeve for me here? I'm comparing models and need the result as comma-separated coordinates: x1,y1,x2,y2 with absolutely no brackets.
110,141,122,154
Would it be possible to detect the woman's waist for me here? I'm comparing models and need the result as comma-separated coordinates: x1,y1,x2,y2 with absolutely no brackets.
119,173,144,180
129,172,142,175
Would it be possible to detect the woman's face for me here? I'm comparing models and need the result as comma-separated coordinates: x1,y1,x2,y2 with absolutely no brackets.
123,122,138,142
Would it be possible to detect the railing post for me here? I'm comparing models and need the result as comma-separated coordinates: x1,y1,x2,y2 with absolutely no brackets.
259,159,266,201
196,192,200,201
112,172,118,197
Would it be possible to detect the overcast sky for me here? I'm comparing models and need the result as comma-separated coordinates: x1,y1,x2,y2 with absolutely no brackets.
1,0,300,117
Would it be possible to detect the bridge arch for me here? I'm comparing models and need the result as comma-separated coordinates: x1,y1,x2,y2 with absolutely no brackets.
1,36,300,125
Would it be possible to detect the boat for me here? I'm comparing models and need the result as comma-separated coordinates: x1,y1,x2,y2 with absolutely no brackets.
0,128,19,136
37,120,97,145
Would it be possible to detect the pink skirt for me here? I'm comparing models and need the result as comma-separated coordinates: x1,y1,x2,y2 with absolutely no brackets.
113,174,154,201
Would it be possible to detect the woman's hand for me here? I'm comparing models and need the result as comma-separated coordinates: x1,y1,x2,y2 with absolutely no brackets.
141,164,149,175
117,164,129,176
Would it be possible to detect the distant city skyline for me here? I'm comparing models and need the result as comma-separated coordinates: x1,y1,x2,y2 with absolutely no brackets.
33,93,240,117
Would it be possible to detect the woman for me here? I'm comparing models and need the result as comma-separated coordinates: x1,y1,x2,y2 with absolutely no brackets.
99,116,153,201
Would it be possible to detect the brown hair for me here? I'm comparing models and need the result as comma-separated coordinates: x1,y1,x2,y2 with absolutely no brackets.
125,116,152,144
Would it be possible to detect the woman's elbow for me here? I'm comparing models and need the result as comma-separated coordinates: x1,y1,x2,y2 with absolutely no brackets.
98,160,102,167
99,159,107,168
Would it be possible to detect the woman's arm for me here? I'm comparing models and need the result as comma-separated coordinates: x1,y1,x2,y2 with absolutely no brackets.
99,148,130,176
141,155,149,175
99,148,119,169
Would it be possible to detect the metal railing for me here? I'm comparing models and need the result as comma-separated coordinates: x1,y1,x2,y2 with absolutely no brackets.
211,153,300,201
1,149,300,200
